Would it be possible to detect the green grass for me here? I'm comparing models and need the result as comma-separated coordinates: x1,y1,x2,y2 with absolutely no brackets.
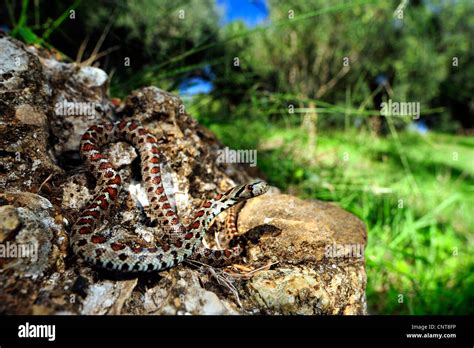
203,118,474,315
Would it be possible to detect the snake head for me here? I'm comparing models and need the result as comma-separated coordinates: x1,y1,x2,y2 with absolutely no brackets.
245,181,269,198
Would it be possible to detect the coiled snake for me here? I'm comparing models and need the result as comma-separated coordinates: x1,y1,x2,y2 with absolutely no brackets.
70,119,268,272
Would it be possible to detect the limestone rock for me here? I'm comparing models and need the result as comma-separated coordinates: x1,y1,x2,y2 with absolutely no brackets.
0,34,63,192
136,267,238,315
239,193,367,265
0,192,64,314
246,264,367,315
0,205,20,242
41,57,114,155
0,192,62,278
237,193,367,314
81,279,138,315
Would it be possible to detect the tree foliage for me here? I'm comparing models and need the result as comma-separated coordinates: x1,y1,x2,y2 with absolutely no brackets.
4,0,473,130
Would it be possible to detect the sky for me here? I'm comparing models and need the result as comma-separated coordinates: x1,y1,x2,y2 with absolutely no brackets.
180,0,269,96
216,0,269,27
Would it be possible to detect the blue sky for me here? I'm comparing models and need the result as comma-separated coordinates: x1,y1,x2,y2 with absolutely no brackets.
180,0,268,96
216,0,269,27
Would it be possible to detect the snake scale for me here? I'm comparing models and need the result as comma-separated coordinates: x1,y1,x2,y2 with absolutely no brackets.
70,119,268,272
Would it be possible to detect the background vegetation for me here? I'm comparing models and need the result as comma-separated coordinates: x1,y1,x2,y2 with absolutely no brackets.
3,0,473,314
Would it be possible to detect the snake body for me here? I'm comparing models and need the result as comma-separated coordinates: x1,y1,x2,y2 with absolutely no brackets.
70,119,268,272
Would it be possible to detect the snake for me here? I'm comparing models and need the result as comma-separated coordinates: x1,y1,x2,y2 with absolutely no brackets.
70,119,268,272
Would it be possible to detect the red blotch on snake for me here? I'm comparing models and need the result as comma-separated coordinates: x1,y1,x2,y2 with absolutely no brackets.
78,227,92,235
111,242,126,251
91,153,104,162
81,133,92,140
96,195,109,210
83,210,100,218
105,186,118,200
108,174,122,185
99,162,113,170
82,143,95,152
194,210,205,218
118,120,127,130
91,235,107,244
77,217,94,226
131,245,143,253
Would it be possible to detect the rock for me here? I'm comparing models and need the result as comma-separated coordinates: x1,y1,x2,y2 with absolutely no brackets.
14,104,48,127
239,193,367,264
246,264,367,315
237,193,367,314
0,35,368,316
137,268,238,315
0,36,31,90
0,192,62,278
0,192,64,314
41,57,114,155
81,279,138,315
0,34,63,192
0,205,20,241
